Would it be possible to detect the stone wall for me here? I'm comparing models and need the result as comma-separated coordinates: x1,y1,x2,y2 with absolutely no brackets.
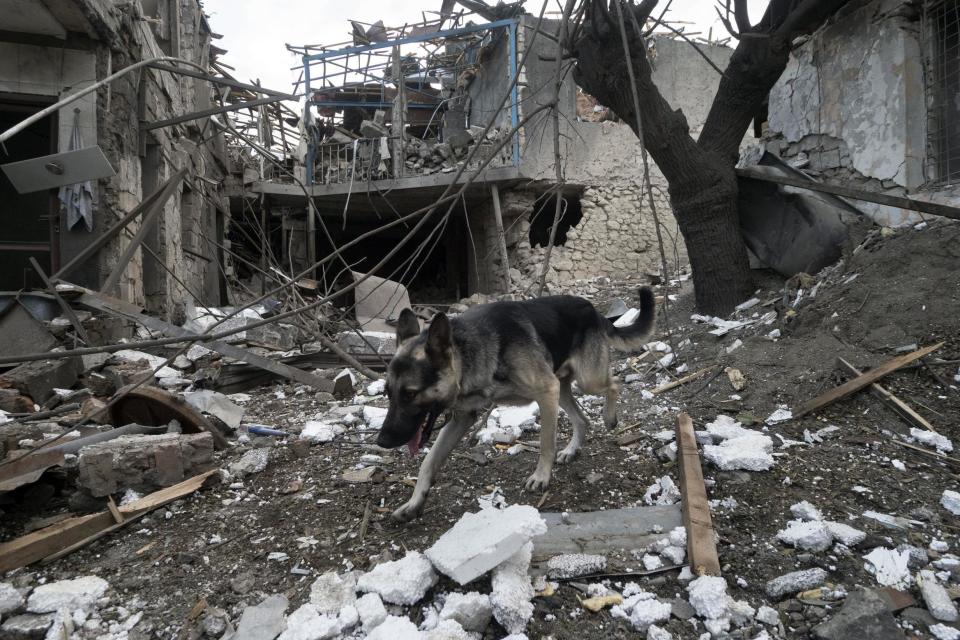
764,0,960,228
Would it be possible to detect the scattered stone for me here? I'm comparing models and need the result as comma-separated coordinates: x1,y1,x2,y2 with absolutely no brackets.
439,592,493,632
765,568,828,600
647,624,673,640
426,505,547,585
931,623,960,640
0,357,82,404
811,588,904,640
756,605,779,625
0,612,55,639
277,604,339,640
545,554,606,579
491,542,536,634
423,618,474,640
365,615,420,640
687,576,731,619
233,594,288,640
790,501,824,522
0,582,24,616
357,552,438,606
777,520,833,552
863,548,911,588
670,598,696,620
941,490,960,516
309,572,357,615
355,593,388,632
26,577,108,614
919,571,959,622
629,598,673,633
643,476,681,505
824,521,866,546
229,448,270,477
341,467,387,483
703,434,774,471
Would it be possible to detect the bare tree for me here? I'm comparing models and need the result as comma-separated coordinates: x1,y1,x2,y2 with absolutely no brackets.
572,0,852,314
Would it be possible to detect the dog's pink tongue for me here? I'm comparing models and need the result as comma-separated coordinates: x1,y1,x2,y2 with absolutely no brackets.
407,423,424,456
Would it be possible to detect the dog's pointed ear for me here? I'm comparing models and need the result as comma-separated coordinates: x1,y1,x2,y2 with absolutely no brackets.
396,308,420,345
425,312,452,364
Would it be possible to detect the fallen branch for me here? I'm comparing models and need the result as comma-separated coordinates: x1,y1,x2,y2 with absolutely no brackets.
836,357,939,434
652,366,716,395
794,343,944,418
893,440,960,468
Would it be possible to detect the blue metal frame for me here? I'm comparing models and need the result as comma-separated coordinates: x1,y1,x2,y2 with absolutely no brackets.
301,17,521,186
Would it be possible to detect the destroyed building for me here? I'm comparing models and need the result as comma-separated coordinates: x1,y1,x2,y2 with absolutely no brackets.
762,0,960,227
0,0,231,321
235,13,732,298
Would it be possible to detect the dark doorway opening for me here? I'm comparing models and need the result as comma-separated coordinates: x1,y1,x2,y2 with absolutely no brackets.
0,95,58,290
528,191,583,248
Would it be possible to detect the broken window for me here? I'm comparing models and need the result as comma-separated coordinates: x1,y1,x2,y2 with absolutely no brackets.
927,0,960,184
528,192,583,248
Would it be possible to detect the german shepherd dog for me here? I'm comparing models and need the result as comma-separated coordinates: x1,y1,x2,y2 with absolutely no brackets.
376,288,656,522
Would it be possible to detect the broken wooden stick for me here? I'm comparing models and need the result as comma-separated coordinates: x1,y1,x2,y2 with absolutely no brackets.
0,469,216,572
676,412,721,577
794,342,944,418
652,366,716,395
836,357,939,434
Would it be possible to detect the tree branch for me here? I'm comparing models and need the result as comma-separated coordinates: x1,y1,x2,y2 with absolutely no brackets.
733,0,753,33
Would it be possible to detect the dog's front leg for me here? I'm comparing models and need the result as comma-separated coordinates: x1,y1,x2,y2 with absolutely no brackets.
525,379,560,492
392,410,476,523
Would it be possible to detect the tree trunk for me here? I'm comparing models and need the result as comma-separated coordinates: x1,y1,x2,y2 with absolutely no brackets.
572,0,852,315
573,1,754,315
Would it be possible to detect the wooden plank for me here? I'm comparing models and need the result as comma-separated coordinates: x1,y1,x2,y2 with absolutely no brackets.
676,412,721,577
106,496,124,525
652,366,716,395
101,169,187,295
0,470,215,572
77,291,334,392
0,449,65,493
794,343,944,418
837,357,939,434
736,167,960,221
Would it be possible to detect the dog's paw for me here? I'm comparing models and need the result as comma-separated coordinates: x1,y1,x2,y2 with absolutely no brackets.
391,501,423,523
524,470,551,492
556,447,579,464
604,415,618,429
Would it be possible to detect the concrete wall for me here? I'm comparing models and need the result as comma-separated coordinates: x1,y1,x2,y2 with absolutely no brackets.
764,0,948,227
465,24,732,292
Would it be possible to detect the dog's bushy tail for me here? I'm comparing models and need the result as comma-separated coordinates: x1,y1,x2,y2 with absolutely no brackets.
606,286,657,352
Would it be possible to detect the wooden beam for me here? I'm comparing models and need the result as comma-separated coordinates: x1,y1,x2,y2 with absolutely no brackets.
836,357,939,434
794,343,944,418
490,184,511,293
143,96,290,131
77,290,336,393
101,168,186,295
736,167,960,221
0,470,215,572
676,413,721,577
652,366,716,395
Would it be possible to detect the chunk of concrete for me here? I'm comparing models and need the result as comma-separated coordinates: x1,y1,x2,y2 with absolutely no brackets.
426,505,547,585
355,593,388,632
491,542,536,635
77,433,214,497
229,448,270,478
0,357,82,404
0,613,55,639
545,553,606,579
765,568,828,600
357,551,438,606
233,594,288,640
811,588,905,640
919,571,959,622
0,582,25,616
277,604,339,640
182,390,245,430
25,576,108,614
365,615,421,640
439,592,492,632
309,572,357,615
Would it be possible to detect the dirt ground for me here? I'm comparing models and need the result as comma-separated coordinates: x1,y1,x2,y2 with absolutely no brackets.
2,221,959,639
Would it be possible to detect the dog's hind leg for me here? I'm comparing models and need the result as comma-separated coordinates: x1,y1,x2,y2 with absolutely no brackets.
557,377,588,463
525,377,560,492
392,410,476,523
604,375,619,429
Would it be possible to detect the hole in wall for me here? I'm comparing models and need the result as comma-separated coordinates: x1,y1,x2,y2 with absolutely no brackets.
528,192,583,248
